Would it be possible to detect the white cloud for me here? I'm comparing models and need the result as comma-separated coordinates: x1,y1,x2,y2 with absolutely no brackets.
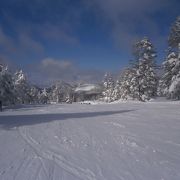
18,33,44,54
0,27,16,53
39,23,79,45
87,0,174,50
42,58,72,69
27,58,104,85
0,54,18,71
0,26,44,57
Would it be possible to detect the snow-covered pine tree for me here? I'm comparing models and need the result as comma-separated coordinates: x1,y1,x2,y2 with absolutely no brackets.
160,52,180,99
51,84,61,103
168,16,180,57
64,86,73,103
131,37,157,101
38,88,49,104
29,86,40,104
14,70,31,104
116,68,133,100
50,82,73,103
102,73,114,102
160,17,180,99
0,64,15,105
112,79,121,101
168,17,180,99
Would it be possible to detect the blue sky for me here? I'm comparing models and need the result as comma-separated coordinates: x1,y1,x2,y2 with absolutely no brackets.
0,0,179,84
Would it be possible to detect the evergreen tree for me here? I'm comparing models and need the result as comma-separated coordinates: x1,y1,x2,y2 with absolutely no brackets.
160,51,180,99
112,79,121,101
50,82,73,103
117,68,134,100
0,64,15,105
14,70,31,104
160,17,180,99
102,73,114,102
29,86,40,104
38,88,49,104
168,16,180,56
131,38,157,101
51,84,61,103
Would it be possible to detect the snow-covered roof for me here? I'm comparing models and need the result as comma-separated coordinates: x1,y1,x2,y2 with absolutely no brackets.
75,84,102,94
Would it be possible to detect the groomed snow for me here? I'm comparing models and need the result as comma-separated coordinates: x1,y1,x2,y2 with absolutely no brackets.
0,101,180,180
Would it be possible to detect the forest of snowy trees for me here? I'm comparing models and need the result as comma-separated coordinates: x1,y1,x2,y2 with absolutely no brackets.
102,16,180,102
0,16,180,106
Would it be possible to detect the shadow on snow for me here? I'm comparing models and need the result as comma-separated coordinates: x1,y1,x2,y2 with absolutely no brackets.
2,104,58,111
0,110,135,130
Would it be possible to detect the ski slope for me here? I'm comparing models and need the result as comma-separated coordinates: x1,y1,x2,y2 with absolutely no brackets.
0,101,180,180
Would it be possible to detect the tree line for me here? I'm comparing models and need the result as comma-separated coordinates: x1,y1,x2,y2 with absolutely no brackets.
102,16,180,102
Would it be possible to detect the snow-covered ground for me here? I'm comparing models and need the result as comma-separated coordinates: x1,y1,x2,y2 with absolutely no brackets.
0,101,180,180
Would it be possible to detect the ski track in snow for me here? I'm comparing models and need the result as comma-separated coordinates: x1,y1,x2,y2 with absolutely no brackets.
18,127,96,180
0,101,180,180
